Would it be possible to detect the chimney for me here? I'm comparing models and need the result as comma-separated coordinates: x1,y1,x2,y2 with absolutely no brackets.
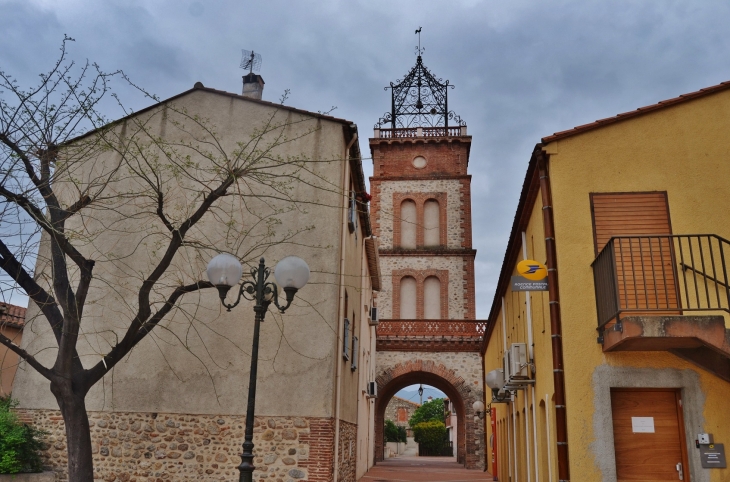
242,73,265,100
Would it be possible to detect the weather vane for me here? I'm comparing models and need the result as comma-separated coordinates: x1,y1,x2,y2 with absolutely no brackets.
415,27,424,56
240,49,262,75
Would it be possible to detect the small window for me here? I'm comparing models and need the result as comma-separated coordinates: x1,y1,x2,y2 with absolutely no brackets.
423,276,441,319
351,336,359,371
399,276,417,319
423,200,440,246
343,318,350,361
412,156,427,169
348,191,357,233
400,200,417,249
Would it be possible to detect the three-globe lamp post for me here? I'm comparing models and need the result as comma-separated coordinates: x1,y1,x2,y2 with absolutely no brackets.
206,254,310,482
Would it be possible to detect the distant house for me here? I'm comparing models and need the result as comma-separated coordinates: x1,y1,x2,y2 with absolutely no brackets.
0,302,25,396
384,395,420,432
443,398,457,449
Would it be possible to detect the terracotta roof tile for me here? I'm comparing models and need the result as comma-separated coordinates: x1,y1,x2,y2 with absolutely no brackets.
0,303,26,329
542,80,730,143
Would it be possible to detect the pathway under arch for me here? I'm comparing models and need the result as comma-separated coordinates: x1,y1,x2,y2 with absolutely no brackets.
359,456,492,481
375,359,483,469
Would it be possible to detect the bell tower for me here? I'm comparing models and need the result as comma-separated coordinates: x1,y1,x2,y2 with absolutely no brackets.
369,52,475,322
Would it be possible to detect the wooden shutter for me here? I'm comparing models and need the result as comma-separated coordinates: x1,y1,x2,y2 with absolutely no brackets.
591,192,679,313
592,192,673,252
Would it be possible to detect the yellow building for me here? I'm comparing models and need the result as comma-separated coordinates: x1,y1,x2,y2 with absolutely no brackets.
482,81,730,481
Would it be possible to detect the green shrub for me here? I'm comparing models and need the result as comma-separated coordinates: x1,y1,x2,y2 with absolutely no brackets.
412,420,447,452
384,419,406,443
0,397,46,474
408,398,444,427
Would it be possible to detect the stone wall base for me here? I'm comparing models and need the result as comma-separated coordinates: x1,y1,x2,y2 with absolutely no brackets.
336,420,357,482
15,409,337,482
0,473,55,482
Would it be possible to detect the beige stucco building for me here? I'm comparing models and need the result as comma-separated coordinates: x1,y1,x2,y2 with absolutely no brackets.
13,81,380,482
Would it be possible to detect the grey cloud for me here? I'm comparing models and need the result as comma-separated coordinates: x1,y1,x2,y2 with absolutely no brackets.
2,0,730,316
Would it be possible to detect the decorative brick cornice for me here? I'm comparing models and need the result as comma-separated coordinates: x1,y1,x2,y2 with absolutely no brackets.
371,175,472,181
379,248,477,256
376,338,482,352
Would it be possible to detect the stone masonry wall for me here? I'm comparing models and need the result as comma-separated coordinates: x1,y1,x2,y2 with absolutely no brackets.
383,396,419,426
15,410,335,482
336,420,356,482
376,352,483,411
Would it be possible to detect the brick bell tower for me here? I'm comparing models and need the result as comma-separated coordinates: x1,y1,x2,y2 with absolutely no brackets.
369,51,475,323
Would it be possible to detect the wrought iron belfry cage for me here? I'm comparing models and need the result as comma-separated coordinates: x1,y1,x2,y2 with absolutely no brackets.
375,55,465,129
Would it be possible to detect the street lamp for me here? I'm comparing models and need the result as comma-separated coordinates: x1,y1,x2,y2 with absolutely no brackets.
206,254,310,482
472,400,486,423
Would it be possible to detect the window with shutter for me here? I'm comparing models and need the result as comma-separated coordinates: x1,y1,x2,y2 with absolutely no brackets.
591,192,679,314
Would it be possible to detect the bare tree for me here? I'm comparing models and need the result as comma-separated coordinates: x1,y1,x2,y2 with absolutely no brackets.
0,38,343,480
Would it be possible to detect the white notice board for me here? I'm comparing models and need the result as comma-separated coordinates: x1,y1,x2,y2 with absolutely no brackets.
631,417,655,433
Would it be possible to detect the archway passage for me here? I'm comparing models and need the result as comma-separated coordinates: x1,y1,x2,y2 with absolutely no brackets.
375,360,482,469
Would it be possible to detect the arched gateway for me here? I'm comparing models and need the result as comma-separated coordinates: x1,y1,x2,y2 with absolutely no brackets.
375,355,485,468
368,51,486,471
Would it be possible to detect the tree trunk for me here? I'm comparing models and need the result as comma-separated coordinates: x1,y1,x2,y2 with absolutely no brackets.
52,381,94,482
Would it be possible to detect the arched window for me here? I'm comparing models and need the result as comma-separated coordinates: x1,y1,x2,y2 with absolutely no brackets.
400,200,417,249
423,276,441,319
423,200,440,246
399,276,417,319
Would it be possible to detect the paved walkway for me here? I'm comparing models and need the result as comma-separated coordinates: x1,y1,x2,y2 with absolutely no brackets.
358,456,493,481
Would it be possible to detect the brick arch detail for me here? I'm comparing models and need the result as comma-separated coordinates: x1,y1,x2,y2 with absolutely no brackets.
392,269,449,319
374,360,481,468
393,192,447,247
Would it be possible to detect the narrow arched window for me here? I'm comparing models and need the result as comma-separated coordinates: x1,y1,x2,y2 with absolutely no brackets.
399,276,417,319
423,200,440,246
400,200,417,249
423,276,441,319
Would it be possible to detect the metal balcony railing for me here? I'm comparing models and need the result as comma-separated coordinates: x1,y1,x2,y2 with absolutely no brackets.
592,234,730,331
375,126,466,139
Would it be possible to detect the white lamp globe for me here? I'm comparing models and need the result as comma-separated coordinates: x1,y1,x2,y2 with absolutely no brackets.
472,400,485,412
207,253,243,287
485,369,505,390
274,256,310,290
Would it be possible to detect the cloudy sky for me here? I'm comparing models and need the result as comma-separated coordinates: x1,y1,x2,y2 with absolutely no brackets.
2,0,730,317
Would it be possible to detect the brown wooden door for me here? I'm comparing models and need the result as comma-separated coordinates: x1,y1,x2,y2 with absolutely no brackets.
611,389,689,481
591,192,679,315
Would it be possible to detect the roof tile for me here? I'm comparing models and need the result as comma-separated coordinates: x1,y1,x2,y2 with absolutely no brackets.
542,79,730,143
0,303,26,328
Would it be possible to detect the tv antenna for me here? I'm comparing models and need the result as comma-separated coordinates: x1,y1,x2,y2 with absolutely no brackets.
240,49,262,74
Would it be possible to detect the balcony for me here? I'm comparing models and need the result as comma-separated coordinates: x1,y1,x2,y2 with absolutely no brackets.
373,126,467,139
592,234,730,381
376,319,486,352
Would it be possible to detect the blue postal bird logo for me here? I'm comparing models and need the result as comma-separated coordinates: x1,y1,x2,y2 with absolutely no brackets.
516,259,547,281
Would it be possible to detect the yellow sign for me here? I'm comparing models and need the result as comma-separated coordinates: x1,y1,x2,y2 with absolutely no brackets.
516,259,547,281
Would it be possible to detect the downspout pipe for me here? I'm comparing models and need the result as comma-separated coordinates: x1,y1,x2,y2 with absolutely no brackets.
537,150,570,481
